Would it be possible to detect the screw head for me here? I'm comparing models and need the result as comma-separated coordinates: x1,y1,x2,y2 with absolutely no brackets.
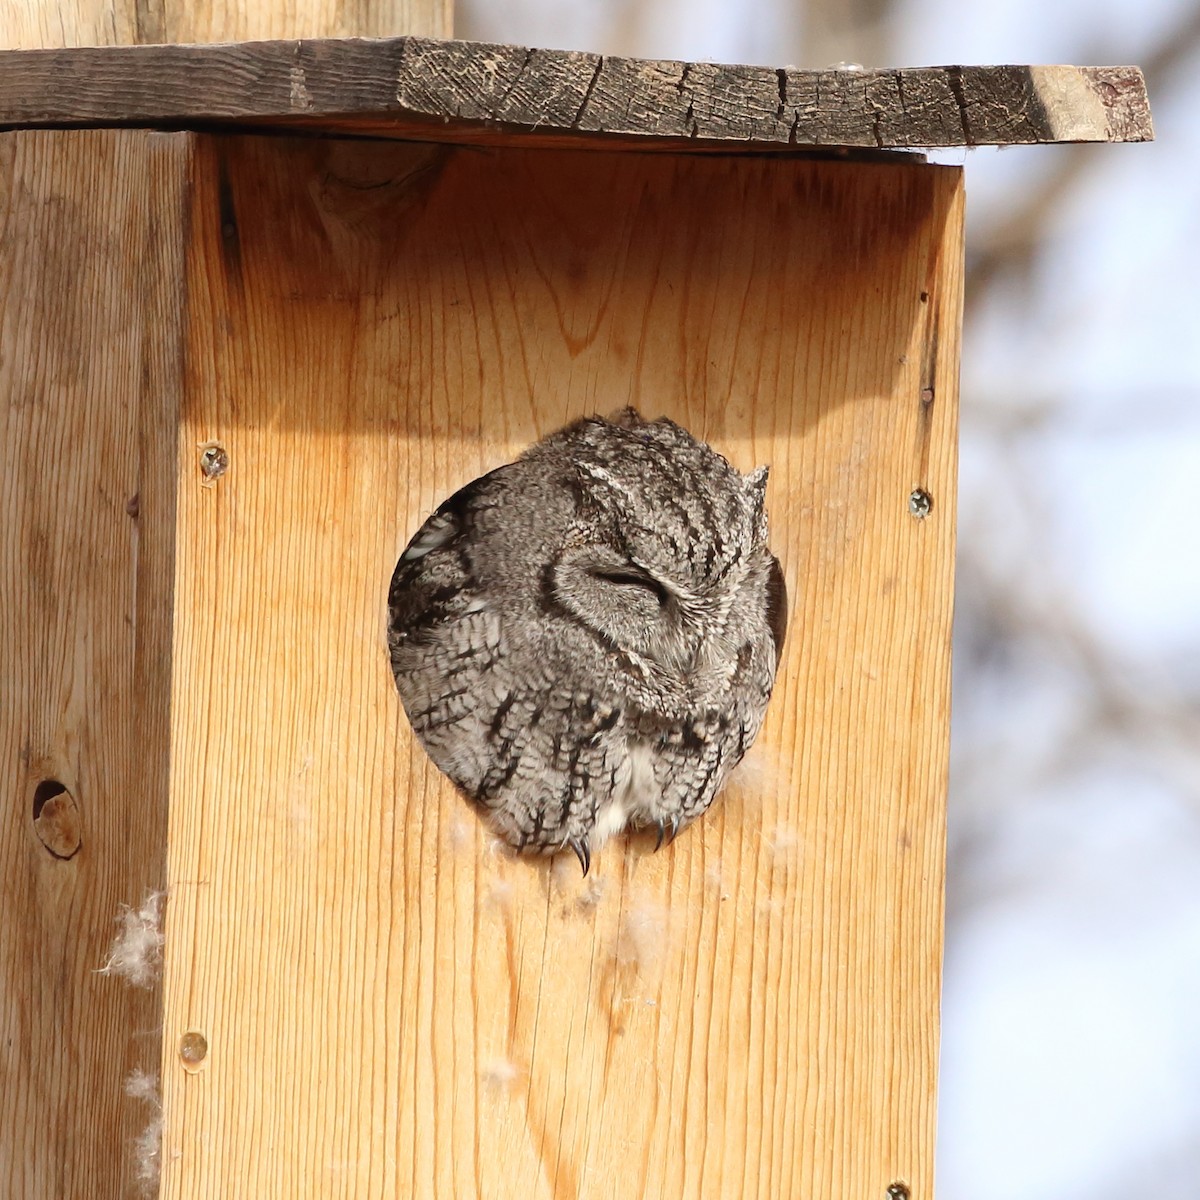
908,488,932,520
179,1030,209,1070
199,443,229,482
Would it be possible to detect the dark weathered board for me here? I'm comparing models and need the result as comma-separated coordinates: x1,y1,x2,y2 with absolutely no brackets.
0,37,1153,151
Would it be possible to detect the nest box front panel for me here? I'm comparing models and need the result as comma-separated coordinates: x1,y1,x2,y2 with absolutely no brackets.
161,133,960,1199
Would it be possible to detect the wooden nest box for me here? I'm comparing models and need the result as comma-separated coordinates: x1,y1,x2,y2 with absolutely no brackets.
0,4,1151,1197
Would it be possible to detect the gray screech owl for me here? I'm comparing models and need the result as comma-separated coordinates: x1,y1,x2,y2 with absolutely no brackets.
388,409,787,873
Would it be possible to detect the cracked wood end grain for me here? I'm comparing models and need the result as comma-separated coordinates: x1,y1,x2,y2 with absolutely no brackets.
0,36,1154,151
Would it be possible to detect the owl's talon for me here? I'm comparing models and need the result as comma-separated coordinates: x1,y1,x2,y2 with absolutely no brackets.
653,816,680,851
569,837,591,876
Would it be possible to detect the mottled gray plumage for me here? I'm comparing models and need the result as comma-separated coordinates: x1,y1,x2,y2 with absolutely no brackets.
388,409,786,872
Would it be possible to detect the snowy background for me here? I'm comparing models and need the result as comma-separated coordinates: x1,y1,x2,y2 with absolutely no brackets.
456,2,1200,1196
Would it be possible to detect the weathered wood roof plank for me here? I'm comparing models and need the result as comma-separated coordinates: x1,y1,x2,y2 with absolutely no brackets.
0,36,1154,150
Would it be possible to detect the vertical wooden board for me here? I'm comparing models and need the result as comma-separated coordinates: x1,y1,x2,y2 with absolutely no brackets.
0,0,450,48
0,130,190,1198
151,0,451,45
162,135,960,1199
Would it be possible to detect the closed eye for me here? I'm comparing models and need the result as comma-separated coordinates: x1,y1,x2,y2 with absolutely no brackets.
588,567,671,606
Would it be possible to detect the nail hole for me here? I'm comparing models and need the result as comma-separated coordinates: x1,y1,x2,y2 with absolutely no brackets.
887,1184,910,1200
919,291,929,302
199,443,229,483
920,386,934,405
32,780,82,860
908,488,933,520
180,1030,209,1070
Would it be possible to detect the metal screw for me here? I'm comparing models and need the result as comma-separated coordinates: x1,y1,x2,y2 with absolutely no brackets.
179,1030,209,1068
908,488,932,520
887,1184,910,1200
199,443,229,483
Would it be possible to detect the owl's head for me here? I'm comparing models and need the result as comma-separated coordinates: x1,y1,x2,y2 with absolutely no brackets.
541,413,783,681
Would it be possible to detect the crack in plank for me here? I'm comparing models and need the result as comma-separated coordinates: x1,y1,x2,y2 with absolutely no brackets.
571,55,604,129
946,65,975,146
494,46,536,118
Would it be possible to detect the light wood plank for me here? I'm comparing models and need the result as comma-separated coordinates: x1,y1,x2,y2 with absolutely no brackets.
159,134,961,1199
0,1,448,49
0,37,1153,149
0,128,190,1199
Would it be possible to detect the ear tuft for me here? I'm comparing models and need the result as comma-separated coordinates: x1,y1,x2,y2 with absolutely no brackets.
744,464,769,496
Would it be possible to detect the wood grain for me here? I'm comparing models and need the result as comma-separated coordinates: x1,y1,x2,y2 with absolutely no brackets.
157,133,962,1199
0,129,190,1199
0,36,1153,150
0,0,449,49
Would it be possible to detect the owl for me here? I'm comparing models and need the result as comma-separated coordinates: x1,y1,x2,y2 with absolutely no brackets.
388,409,787,873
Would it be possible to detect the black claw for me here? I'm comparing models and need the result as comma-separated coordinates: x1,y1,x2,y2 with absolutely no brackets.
569,837,591,877
653,816,680,851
